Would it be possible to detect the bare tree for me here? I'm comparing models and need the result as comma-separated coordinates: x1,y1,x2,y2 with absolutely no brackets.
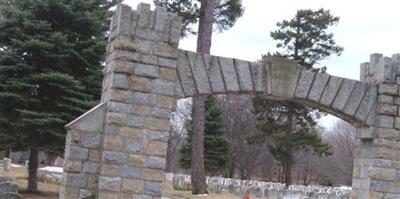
166,99,192,173
314,119,358,185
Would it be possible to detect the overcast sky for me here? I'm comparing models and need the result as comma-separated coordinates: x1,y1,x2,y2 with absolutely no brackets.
123,0,400,128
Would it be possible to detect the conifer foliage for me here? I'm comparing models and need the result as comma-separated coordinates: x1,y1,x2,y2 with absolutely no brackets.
0,0,117,192
180,95,230,174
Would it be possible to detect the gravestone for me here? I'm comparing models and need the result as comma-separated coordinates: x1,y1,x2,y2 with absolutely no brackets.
2,158,11,172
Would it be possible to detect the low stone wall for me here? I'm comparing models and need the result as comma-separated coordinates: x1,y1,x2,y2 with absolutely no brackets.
167,173,351,199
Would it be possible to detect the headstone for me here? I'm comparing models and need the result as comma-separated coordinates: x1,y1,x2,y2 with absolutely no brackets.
0,177,12,184
2,158,11,172
0,193,22,199
54,157,64,167
284,195,301,199
0,182,18,193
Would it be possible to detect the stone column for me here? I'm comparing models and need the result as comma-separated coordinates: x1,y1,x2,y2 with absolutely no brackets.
60,3,181,199
353,54,400,198
98,3,181,199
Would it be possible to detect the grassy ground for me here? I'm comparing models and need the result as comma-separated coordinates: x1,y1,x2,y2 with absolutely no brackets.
0,163,59,199
0,162,245,199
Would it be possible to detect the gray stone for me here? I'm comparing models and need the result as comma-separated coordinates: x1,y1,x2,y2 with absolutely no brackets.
135,64,159,78
158,57,177,68
119,165,141,178
151,107,171,119
66,147,88,161
377,115,394,128
355,85,378,121
145,181,162,195
65,102,106,132
320,76,343,106
124,139,142,153
266,56,300,98
187,51,211,94
109,102,135,114
344,82,367,116
137,3,152,28
151,79,175,96
154,6,168,31
0,182,18,193
373,159,391,168
332,79,356,111
80,134,102,148
204,54,226,93
146,130,169,142
82,162,100,174
110,50,140,62
138,40,153,53
294,71,315,98
0,177,12,183
127,114,144,127
102,151,128,164
2,158,11,172
105,126,119,135
0,193,22,199
176,50,196,96
129,92,156,106
79,189,94,199
147,156,166,169
235,59,253,92
112,73,129,89
369,180,387,192
378,95,393,103
64,173,87,188
115,4,132,38
219,57,240,92
250,62,267,93
308,73,329,102
99,176,121,191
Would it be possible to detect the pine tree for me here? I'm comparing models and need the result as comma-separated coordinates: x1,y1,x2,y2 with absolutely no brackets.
0,0,117,192
251,8,342,186
180,95,230,174
270,8,343,69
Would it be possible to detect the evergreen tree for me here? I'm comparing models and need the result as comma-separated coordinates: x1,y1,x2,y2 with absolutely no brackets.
180,95,230,174
0,0,117,192
251,9,342,186
270,8,343,69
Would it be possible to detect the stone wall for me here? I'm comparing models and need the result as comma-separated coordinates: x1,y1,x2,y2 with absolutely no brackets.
352,54,400,198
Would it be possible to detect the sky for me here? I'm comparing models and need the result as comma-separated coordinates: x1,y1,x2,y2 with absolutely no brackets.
123,0,400,128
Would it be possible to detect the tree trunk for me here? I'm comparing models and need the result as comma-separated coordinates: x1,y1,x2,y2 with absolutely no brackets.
191,96,208,195
190,0,215,195
27,148,38,193
284,154,292,187
5,148,10,158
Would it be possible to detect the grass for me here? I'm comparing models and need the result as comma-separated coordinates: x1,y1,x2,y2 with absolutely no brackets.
0,163,59,199
0,162,246,199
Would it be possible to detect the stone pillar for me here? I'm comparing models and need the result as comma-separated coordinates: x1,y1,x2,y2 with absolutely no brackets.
98,3,181,199
60,3,181,199
353,54,400,198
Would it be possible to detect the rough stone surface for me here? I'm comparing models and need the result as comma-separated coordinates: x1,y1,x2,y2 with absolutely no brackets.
219,57,240,92
204,55,226,93
187,51,211,94
308,73,329,102
235,59,253,92
295,71,315,98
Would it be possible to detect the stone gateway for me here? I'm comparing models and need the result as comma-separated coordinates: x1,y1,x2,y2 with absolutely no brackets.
60,3,400,199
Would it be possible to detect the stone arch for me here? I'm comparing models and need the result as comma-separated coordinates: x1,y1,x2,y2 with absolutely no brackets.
174,50,378,128
60,3,400,199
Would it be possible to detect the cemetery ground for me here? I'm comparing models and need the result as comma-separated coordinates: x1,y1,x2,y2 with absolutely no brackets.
0,160,245,199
